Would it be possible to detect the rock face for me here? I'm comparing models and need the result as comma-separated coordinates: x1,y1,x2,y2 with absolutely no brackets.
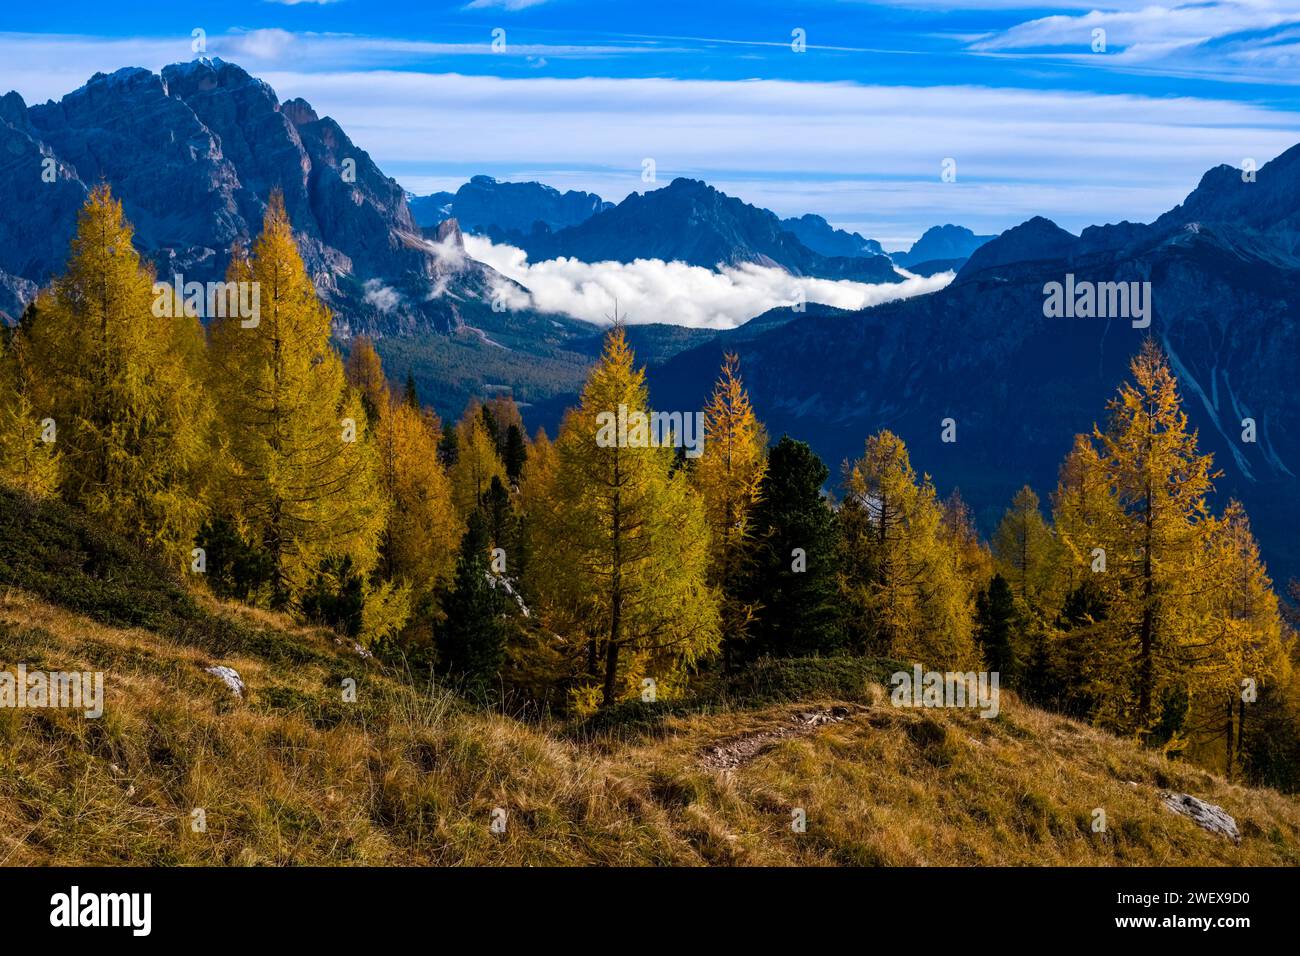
892,224,993,268
1,57,518,336
648,142,1300,582
0,89,90,315
446,175,611,239
780,213,885,259
519,177,902,283
1160,791,1241,843
408,191,455,228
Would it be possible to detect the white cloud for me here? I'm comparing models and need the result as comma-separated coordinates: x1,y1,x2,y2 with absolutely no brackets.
967,1,1300,81
972,2,1299,54
464,235,953,329
0,30,671,102
362,278,403,312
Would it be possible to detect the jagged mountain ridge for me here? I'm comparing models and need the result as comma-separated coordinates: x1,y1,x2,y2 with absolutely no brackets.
498,177,904,283
0,58,518,334
649,144,1300,581
407,181,892,273
440,175,612,241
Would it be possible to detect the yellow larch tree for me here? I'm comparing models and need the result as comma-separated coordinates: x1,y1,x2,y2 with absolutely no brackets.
22,185,212,559
374,395,461,607
691,353,767,669
992,486,1057,618
536,326,719,708
839,429,977,668
449,401,507,516
1094,338,1219,739
1185,502,1289,777
0,322,60,496
207,192,384,606
344,335,390,419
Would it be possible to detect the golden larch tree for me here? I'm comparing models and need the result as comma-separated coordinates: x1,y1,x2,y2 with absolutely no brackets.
0,323,60,496
23,185,212,558
1094,338,1219,738
207,192,384,605
691,353,767,669
537,326,719,708
450,401,508,516
839,429,977,668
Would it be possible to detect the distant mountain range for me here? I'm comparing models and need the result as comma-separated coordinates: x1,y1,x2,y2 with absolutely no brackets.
409,179,984,278
0,57,922,330
410,175,611,239
648,144,1300,581
0,58,519,336
409,175,903,283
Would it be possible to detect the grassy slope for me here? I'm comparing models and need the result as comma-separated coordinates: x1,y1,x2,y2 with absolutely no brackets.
2,489,1298,866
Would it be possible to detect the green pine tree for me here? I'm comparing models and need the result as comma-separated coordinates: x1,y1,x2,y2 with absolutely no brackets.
741,436,841,658
439,510,508,688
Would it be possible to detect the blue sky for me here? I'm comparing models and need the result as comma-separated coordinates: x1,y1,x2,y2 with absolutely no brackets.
2,0,1298,246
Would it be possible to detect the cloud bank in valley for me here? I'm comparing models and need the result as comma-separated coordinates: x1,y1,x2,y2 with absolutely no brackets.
464,236,953,329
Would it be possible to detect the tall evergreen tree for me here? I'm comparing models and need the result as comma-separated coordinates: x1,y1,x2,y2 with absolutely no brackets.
481,474,513,552
741,436,840,658
439,421,460,467
975,573,1019,678
439,510,508,688
504,423,528,485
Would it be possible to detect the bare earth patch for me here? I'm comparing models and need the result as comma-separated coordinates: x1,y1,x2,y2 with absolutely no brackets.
700,705,856,770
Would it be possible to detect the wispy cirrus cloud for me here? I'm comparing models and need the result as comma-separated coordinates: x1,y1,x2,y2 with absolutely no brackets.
261,69,1297,238
967,1,1300,82
1,28,1296,243
0,29,675,101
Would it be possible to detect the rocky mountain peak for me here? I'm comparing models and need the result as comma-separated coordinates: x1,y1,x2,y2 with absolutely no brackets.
957,216,1077,278
281,97,320,127
435,217,465,248
0,91,27,128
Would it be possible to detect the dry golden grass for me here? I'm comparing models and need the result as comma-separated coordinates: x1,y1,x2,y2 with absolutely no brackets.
608,696,1300,866
2,586,1298,866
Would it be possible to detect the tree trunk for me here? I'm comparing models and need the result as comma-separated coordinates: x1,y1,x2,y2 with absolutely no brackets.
1137,485,1154,736
1225,698,1235,781
602,452,623,707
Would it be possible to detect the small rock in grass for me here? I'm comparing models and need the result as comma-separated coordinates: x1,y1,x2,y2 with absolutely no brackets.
1160,791,1240,844
204,665,245,699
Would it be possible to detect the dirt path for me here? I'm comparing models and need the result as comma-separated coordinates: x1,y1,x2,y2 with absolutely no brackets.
700,705,856,770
